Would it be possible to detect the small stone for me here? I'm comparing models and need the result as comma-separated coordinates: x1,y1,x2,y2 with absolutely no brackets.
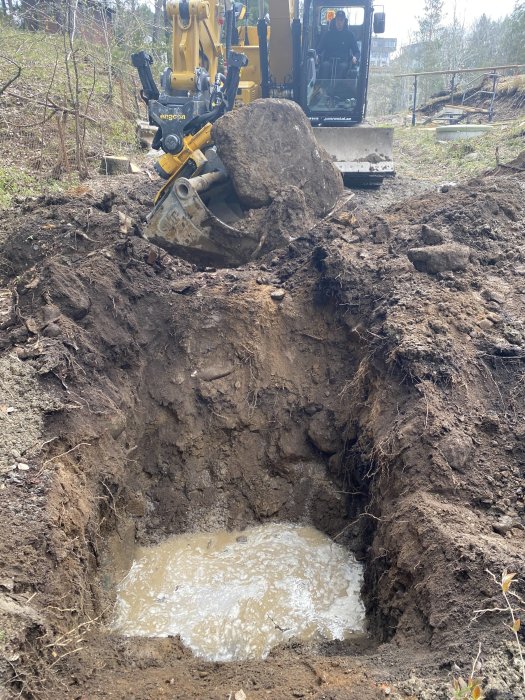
43,323,61,338
478,319,493,331
236,535,248,543
482,289,505,305
421,224,445,245
439,431,473,473
17,463,30,471
464,152,480,162
270,289,286,301
428,319,447,334
407,243,471,274
304,404,321,416
370,219,390,243
493,515,517,535
41,304,61,325
307,410,341,454
199,365,234,381
503,327,523,345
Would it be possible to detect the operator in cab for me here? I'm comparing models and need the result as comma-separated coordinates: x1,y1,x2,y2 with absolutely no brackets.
317,10,360,79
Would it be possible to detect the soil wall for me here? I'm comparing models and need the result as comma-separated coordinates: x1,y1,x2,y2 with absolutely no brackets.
1,172,525,698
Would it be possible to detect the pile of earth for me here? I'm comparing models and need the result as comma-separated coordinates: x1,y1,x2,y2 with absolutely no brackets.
0,163,525,699
420,74,525,122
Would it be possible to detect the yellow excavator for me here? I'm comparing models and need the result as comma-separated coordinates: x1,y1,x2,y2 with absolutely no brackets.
132,0,393,266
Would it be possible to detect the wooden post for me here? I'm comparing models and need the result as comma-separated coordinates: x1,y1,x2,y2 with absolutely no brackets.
488,72,497,123
412,75,418,127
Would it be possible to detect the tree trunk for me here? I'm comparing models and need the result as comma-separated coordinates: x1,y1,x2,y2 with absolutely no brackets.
152,0,162,45
163,0,171,43
22,0,39,30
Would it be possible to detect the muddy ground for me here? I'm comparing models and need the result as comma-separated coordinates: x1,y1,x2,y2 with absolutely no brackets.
1,164,525,700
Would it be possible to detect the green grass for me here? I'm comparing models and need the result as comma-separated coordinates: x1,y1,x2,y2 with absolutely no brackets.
394,118,525,181
0,166,63,209
0,20,143,181
107,118,137,151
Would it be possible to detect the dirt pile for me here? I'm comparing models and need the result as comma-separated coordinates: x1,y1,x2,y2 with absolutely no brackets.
0,166,525,698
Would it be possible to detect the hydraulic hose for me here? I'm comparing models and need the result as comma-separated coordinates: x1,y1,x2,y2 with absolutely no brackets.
257,18,270,97
224,4,233,66
183,53,246,135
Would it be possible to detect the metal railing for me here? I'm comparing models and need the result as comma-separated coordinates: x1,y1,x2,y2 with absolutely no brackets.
395,64,525,126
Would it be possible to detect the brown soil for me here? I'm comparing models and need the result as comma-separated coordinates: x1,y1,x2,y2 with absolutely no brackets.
1,166,525,700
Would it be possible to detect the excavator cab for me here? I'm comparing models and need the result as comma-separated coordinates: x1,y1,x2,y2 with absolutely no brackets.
296,0,394,184
306,6,364,116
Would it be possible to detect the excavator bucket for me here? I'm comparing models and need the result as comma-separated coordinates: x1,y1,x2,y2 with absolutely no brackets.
145,171,261,268
144,126,394,266
313,126,395,183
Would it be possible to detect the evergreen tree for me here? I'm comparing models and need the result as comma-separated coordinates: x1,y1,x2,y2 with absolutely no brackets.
464,14,505,68
503,2,525,63
416,0,445,45
414,0,446,100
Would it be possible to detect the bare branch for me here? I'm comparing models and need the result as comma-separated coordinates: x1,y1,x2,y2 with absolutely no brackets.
0,54,21,96
4,90,99,124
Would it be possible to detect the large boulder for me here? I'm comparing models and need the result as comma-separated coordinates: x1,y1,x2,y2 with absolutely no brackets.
212,99,344,217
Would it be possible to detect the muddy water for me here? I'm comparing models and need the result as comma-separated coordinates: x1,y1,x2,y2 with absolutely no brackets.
112,523,365,662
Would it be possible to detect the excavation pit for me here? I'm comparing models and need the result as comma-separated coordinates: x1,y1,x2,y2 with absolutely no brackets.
3,173,525,698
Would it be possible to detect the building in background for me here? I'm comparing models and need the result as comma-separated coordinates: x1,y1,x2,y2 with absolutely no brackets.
370,37,398,66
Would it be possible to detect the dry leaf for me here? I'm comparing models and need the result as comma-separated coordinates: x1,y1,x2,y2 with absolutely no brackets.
502,572,517,593
118,211,133,235
25,317,39,334
24,277,40,290
512,618,521,632
472,686,482,700
67,184,91,197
